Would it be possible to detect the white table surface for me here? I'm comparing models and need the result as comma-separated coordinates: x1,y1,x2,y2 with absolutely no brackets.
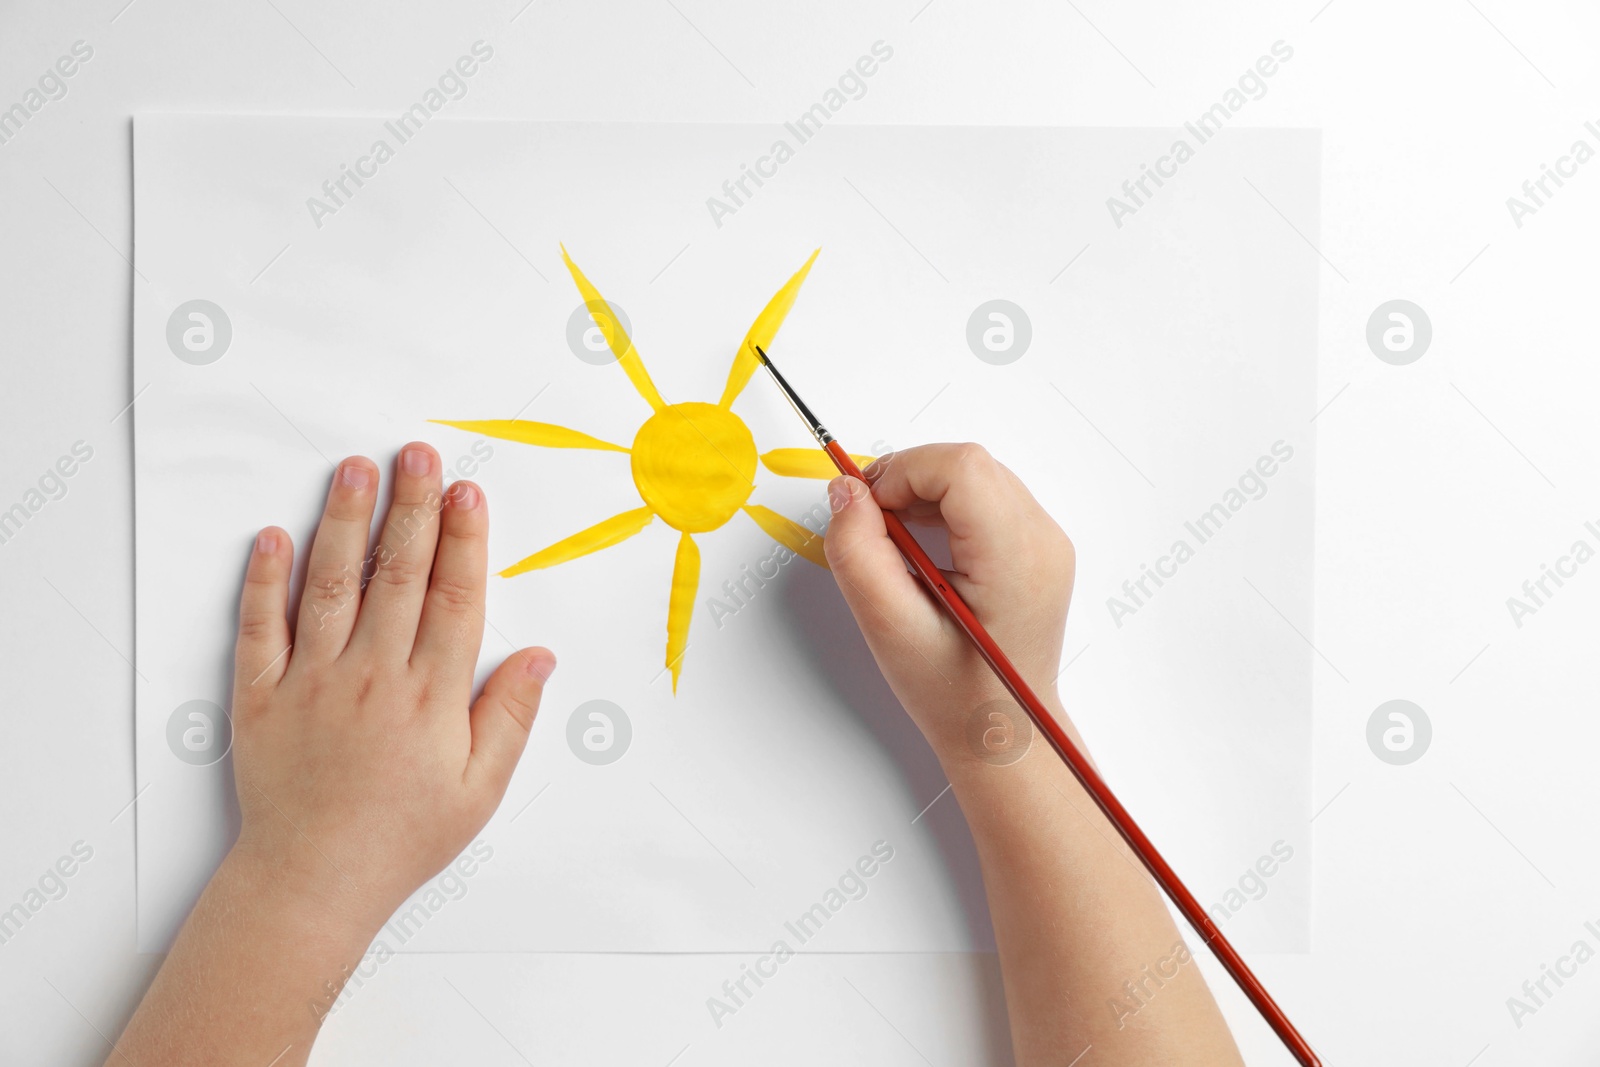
3,0,1598,1063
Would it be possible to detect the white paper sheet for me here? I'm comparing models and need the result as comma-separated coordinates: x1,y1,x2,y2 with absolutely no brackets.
133,116,1318,952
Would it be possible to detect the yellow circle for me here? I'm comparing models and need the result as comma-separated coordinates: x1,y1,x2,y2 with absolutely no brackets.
630,402,757,533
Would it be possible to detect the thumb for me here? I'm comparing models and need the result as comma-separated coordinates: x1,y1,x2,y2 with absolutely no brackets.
824,476,929,638
467,647,555,791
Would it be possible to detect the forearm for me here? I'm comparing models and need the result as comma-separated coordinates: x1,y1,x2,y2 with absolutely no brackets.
112,847,381,1067
933,697,1243,1067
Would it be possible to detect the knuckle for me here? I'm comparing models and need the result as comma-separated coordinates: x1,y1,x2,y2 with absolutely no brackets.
230,691,267,721
499,686,540,733
242,568,281,592
302,564,359,625
305,563,357,599
952,442,992,470
353,664,378,705
325,493,372,523
236,609,281,643
441,503,487,540
370,549,430,589
438,527,483,556
429,577,481,615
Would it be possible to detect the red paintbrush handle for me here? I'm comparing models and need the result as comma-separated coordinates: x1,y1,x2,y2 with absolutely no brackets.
826,441,1319,1067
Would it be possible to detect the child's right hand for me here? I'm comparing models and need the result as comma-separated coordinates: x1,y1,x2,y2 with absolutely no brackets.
822,443,1075,759
825,446,1246,1067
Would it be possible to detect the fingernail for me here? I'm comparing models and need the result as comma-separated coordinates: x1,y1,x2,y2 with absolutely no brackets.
256,529,278,554
340,463,371,490
402,446,432,477
828,477,850,512
525,649,557,679
451,482,481,510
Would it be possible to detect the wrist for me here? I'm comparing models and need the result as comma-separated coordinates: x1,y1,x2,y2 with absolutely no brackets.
218,839,390,948
910,684,1077,772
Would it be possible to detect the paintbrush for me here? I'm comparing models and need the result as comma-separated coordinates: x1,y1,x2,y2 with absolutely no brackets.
753,343,1320,1067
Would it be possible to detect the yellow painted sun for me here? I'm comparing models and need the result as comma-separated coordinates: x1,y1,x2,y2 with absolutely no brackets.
433,246,870,692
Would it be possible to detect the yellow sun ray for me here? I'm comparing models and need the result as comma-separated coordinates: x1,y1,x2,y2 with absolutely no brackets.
758,448,875,480
666,532,700,693
499,506,656,578
742,504,828,569
430,419,629,453
717,248,820,410
561,244,667,413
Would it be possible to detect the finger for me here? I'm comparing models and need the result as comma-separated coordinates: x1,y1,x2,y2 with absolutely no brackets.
235,527,294,697
466,646,555,792
824,476,935,638
412,480,488,675
892,500,947,527
863,444,1017,542
353,443,444,654
293,458,379,664
866,445,1032,581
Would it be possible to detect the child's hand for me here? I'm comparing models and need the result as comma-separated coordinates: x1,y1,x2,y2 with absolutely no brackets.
229,444,553,928
823,443,1074,758
826,446,1245,1067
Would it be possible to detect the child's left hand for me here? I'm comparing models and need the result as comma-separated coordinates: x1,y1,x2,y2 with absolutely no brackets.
112,444,554,1066
229,443,554,929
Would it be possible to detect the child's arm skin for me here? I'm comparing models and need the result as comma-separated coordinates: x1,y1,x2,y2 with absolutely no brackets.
824,444,1245,1066
110,444,554,1067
